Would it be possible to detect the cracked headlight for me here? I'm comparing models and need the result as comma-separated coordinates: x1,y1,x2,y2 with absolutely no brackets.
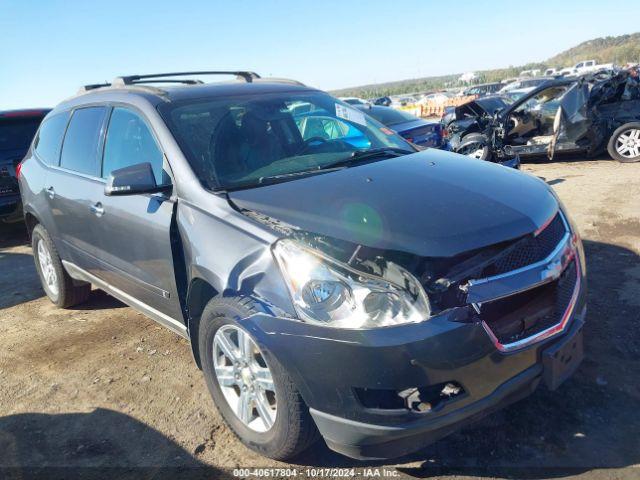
273,239,431,329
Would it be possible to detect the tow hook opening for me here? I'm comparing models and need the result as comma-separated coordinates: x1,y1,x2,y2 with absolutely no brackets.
355,382,465,413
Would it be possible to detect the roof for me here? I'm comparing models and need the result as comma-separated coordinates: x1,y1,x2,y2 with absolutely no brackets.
70,71,316,107
54,80,319,114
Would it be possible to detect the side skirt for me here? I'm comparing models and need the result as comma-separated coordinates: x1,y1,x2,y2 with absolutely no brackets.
62,260,189,339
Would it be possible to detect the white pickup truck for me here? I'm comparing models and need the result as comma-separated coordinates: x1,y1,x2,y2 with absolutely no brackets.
559,60,614,76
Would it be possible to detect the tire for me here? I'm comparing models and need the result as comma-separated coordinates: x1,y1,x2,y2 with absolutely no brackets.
607,123,640,163
456,133,492,161
31,224,91,308
198,296,319,460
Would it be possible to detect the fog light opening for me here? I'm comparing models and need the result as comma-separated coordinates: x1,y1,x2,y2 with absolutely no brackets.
355,382,464,412
398,382,464,413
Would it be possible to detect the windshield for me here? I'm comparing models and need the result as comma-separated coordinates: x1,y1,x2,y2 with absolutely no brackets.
364,107,417,126
159,91,413,190
505,91,529,102
0,117,42,152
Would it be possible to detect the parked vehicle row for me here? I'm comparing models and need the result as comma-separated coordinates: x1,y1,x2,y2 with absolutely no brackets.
354,104,447,149
19,71,587,461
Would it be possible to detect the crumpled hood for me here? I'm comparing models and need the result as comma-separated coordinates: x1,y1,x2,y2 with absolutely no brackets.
228,150,558,258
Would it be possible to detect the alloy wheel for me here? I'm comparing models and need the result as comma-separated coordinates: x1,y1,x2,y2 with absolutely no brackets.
37,239,58,296
213,324,277,432
615,128,640,159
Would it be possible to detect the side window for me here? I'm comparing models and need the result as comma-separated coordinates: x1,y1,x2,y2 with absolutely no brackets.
102,107,164,184
60,107,107,176
34,112,70,165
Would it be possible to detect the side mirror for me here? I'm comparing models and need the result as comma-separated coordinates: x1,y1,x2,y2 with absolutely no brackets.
105,162,170,196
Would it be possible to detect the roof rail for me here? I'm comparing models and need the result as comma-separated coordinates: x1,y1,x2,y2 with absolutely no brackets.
112,71,260,87
78,82,111,93
254,77,306,87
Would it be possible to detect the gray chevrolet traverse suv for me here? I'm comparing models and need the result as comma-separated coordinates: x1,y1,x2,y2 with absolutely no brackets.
19,71,587,460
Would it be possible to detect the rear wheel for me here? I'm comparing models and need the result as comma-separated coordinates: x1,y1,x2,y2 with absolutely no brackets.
198,296,319,460
607,123,640,163
32,224,91,307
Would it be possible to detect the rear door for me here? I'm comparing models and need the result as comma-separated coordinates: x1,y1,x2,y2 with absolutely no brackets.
45,106,108,275
93,106,182,321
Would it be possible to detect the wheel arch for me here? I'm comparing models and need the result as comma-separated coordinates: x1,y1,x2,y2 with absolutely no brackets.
186,276,220,369
24,211,39,238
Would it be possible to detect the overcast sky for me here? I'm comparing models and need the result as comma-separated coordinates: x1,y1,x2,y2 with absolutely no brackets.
1,0,636,109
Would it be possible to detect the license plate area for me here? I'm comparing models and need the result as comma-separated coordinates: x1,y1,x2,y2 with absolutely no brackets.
542,321,584,390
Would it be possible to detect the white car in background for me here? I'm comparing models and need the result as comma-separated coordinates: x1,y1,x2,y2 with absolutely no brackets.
498,77,550,94
390,96,418,107
419,92,454,104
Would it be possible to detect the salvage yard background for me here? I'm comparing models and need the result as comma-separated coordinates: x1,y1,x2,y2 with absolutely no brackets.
1,156,639,479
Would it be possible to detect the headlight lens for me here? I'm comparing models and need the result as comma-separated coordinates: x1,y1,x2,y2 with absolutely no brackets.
273,240,431,329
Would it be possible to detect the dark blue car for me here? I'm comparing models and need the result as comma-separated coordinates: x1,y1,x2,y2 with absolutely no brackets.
0,109,50,223
356,104,447,149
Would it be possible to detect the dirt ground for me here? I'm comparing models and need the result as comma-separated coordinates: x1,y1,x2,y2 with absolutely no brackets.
0,156,639,480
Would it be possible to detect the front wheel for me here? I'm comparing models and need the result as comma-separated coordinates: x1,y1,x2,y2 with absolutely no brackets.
607,123,640,163
456,134,492,160
198,296,319,460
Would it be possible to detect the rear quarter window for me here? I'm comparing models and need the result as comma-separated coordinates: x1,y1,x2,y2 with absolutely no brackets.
60,107,107,176
34,112,70,165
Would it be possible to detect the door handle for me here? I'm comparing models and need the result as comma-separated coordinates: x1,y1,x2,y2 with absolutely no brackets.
90,202,105,217
46,186,55,199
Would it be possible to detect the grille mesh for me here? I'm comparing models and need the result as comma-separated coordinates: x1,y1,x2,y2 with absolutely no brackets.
486,213,566,276
481,259,578,345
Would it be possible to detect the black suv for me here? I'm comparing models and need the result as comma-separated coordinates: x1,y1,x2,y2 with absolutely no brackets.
20,71,586,460
1,109,49,223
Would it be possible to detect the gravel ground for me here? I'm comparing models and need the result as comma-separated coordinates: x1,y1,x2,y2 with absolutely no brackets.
0,156,639,480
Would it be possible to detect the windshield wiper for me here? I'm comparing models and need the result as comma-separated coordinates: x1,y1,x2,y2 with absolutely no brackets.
256,166,345,185
320,147,414,170
218,148,413,191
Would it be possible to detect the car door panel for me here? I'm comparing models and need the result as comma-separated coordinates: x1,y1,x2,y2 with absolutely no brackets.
45,168,105,275
46,106,108,274
93,192,182,320
93,106,182,320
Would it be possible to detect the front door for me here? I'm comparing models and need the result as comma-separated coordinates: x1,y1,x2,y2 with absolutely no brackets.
92,106,182,322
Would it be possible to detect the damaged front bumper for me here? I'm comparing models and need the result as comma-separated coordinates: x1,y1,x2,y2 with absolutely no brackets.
240,269,586,459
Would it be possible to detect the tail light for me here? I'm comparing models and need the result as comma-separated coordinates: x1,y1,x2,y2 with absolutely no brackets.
15,161,23,179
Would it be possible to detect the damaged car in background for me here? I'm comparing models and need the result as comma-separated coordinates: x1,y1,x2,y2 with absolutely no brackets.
20,71,586,461
443,70,640,163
